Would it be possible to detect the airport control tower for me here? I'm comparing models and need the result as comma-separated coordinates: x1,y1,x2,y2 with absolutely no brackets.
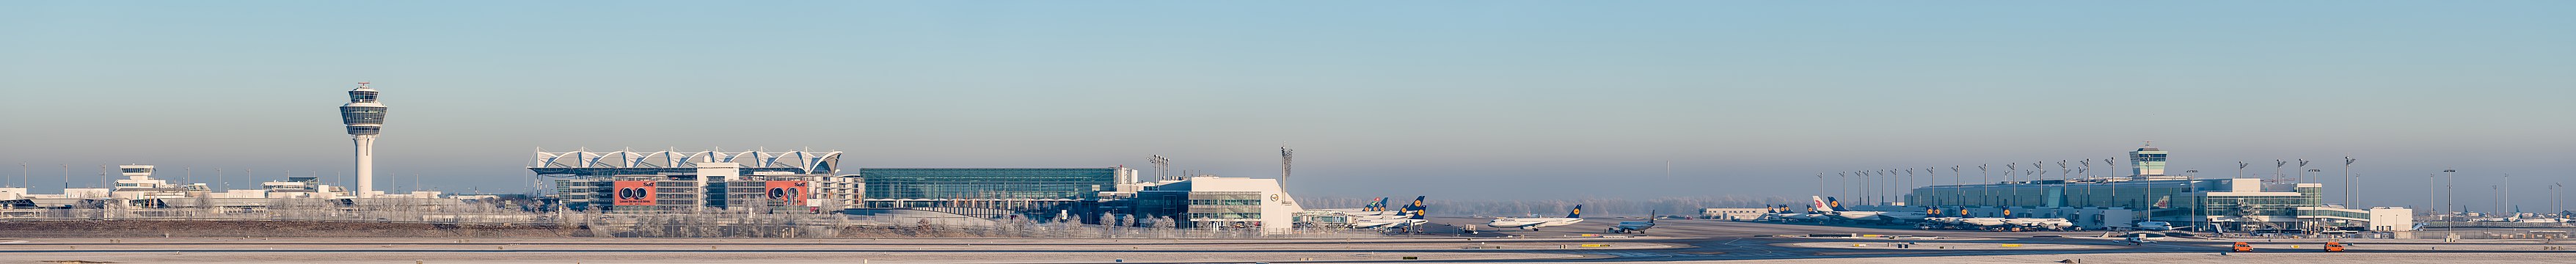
339,82,386,198
2129,142,2167,176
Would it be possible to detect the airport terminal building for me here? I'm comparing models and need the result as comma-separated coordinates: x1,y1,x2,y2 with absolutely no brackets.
1900,146,2412,232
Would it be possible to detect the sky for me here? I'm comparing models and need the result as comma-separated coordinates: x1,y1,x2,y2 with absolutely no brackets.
2,1,2571,211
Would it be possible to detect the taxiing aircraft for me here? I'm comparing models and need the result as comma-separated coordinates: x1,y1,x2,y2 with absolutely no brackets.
1487,205,1585,231
1608,210,1657,234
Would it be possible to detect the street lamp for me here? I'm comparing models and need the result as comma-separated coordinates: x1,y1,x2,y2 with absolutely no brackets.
2445,169,2458,221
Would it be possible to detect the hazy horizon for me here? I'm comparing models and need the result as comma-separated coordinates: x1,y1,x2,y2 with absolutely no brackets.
4,1,2569,211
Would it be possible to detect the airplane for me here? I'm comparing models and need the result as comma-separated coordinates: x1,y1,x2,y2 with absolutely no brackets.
2126,221,2187,231
1608,210,1657,234
2118,232,2161,245
1810,197,1926,223
1346,197,1430,229
1486,205,1585,231
1760,205,1822,221
1349,209,1428,229
1315,197,1392,213
2004,218,2075,231
1933,208,2032,231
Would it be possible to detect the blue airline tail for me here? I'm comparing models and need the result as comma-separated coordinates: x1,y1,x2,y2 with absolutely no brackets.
1566,205,1583,218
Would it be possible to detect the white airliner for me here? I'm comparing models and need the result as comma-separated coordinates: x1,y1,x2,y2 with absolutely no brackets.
1486,205,1585,231
1339,197,1429,229
1347,210,1427,228
1809,197,1927,222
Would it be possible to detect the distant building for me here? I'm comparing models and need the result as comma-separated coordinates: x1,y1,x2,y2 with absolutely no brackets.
530,149,850,212
1129,176,1305,231
858,167,1140,221
1904,144,2409,232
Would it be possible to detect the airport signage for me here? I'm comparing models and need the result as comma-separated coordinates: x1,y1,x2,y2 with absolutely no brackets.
766,180,809,206
613,180,657,206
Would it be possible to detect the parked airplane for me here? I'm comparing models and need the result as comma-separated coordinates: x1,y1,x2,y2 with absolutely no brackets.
1316,197,1392,213
1608,210,1657,234
2125,221,2186,231
1487,205,1585,230
1346,197,1429,229
1349,210,1428,228
1809,197,1927,223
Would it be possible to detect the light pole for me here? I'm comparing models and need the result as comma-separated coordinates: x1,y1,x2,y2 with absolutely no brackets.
2552,183,2564,216
1905,169,1916,205
2275,160,2287,180
2006,164,2018,208
2445,169,2457,221
2503,173,2511,216
1951,166,1962,206
1979,164,1989,207
2237,161,2248,178
1839,172,1848,202
2297,159,2311,183
2343,157,2356,208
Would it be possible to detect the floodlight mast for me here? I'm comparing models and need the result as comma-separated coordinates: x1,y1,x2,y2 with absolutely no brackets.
2445,169,2458,221
1146,155,1169,180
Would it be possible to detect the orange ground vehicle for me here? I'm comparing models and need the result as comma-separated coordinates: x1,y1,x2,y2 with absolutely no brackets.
2231,242,2253,252
2324,242,2346,252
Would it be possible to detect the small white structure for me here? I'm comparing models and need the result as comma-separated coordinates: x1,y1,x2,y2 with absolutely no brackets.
1701,208,1769,221
2369,207,2415,231
1147,176,1306,233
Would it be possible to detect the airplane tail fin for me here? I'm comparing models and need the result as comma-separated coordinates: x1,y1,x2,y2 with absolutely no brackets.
1648,210,1658,223
1407,196,1427,216
1810,196,1832,213
1566,205,1583,218
1825,197,1846,211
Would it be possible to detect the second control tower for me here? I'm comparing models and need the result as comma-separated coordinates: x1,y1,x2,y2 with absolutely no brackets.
339,82,386,198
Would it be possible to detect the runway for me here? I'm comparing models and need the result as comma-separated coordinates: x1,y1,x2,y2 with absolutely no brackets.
5,218,2572,263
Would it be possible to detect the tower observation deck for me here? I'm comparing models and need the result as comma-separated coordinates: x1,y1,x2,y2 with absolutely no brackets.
339,82,386,198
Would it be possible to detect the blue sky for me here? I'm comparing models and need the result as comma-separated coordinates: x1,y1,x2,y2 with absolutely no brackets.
3,1,2570,209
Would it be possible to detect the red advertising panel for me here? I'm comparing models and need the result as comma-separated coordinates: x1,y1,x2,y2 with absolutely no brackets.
613,180,657,206
765,180,809,206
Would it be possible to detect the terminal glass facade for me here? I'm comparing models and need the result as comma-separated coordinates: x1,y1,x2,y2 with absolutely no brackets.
861,168,1120,200
1910,178,2346,231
